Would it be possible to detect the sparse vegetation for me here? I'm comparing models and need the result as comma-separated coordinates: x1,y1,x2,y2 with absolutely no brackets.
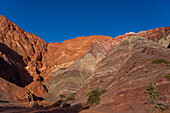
148,90,160,100
147,84,169,111
25,93,39,108
141,47,148,54
147,83,160,100
156,103,169,111
59,94,66,99
71,92,76,96
164,73,170,81
86,88,106,106
147,83,155,91
65,92,76,102
151,59,169,64
65,96,75,102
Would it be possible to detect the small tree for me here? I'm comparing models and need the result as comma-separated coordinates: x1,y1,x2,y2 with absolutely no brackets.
86,88,106,106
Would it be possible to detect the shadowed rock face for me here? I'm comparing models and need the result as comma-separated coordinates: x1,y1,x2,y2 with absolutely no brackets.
0,15,47,83
0,15,170,113
0,49,33,87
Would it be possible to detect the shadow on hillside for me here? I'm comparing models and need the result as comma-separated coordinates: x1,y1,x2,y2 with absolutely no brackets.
0,43,26,67
0,103,89,113
0,100,9,103
0,43,33,87
47,103,89,113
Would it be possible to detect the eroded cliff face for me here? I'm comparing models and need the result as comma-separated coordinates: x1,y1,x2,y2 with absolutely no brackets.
0,15,47,84
137,27,170,48
0,15,170,113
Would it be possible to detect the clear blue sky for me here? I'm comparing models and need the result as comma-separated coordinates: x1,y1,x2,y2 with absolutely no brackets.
0,0,170,43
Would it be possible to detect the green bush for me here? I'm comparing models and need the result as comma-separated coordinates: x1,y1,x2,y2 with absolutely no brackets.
64,92,76,102
152,59,169,64
65,95,75,102
147,84,155,91
164,73,170,81
156,103,169,111
86,88,106,106
147,84,160,100
149,90,160,100
71,92,76,96
59,94,66,98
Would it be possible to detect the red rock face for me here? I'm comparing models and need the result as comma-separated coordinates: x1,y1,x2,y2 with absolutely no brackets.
41,35,112,80
0,15,47,82
25,81,47,97
137,27,170,42
0,15,48,100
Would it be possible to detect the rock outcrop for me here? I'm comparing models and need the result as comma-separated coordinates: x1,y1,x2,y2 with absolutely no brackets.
137,27,170,48
0,77,30,102
0,15,47,84
25,81,47,97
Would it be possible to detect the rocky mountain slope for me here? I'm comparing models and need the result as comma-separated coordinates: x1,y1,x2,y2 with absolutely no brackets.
0,15,169,113
78,36,170,113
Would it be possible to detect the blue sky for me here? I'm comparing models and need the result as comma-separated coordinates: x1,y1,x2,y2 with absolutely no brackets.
0,0,170,43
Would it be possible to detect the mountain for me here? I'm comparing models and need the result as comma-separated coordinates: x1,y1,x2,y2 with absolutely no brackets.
78,36,170,113
0,15,169,113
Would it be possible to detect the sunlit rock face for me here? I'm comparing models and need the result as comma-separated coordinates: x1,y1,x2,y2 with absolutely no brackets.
41,35,112,80
76,36,170,113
